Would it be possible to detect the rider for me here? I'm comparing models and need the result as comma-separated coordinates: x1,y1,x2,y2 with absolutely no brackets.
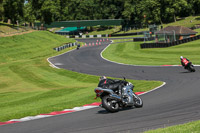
77,43,80,49
180,56,191,69
98,76,126,94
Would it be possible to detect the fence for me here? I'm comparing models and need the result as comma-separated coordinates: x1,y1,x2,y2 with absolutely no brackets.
53,42,77,52
64,31,147,38
66,34,109,38
140,35,200,49
110,31,144,37
133,37,154,42
35,19,123,28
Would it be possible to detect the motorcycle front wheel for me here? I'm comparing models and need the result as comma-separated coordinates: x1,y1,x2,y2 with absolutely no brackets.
102,95,119,113
134,96,143,108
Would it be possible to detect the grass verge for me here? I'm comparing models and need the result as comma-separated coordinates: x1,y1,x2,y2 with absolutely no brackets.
0,22,33,37
144,120,200,133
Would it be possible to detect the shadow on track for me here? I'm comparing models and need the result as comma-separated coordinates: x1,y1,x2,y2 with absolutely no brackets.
97,106,135,114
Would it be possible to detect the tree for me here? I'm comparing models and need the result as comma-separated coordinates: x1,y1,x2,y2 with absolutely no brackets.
0,0,4,21
3,0,24,24
2,0,199,26
76,0,96,20
24,1,36,25
40,0,60,24
143,0,162,24
57,0,69,21
28,0,45,21
186,0,200,15
122,0,144,26
193,0,200,14
162,0,188,22
98,0,124,19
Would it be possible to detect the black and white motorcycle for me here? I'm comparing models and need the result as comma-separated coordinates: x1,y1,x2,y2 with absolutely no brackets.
94,78,143,113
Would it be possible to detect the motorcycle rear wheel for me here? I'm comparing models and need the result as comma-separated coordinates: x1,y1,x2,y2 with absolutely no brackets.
102,95,119,113
189,66,195,72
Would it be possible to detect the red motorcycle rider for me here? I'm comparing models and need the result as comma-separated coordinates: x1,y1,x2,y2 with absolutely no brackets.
180,56,191,69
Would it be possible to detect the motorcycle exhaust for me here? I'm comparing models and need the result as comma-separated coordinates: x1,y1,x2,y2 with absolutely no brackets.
95,87,121,100
110,94,121,101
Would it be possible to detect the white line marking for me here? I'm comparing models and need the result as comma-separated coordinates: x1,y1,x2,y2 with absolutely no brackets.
139,82,166,96
10,115,52,122
47,48,76,69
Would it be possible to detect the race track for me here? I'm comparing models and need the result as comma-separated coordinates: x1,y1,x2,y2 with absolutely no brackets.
1,38,200,133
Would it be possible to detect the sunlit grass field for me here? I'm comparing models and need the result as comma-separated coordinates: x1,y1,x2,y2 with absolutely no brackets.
164,16,200,28
103,39,200,66
0,31,162,122
0,22,33,37
144,120,200,133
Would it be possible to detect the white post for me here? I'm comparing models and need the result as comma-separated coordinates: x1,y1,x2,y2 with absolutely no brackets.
172,30,176,41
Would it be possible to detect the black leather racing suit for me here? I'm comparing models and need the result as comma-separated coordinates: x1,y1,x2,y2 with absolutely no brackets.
98,78,125,93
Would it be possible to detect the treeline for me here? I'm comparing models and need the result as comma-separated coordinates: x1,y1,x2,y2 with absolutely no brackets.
0,0,200,25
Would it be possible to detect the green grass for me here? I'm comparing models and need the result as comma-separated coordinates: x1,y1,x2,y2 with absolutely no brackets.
112,39,133,43
0,31,162,122
194,28,200,35
163,16,200,28
117,28,149,34
86,26,121,35
103,40,200,66
0,22,30,33
144,120,200,133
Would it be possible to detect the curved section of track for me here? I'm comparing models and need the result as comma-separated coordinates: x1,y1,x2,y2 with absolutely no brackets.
1,38,200,133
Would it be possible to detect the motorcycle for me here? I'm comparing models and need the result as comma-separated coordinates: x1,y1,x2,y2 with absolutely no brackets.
184,62,195,72
76,44,80,50
94,78,143,113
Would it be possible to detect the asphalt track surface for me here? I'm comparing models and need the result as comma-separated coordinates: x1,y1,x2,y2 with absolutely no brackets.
1,38,200,133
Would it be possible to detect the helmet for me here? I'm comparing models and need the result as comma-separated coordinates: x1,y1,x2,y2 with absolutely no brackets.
99,76,106,81
180,56,183,60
